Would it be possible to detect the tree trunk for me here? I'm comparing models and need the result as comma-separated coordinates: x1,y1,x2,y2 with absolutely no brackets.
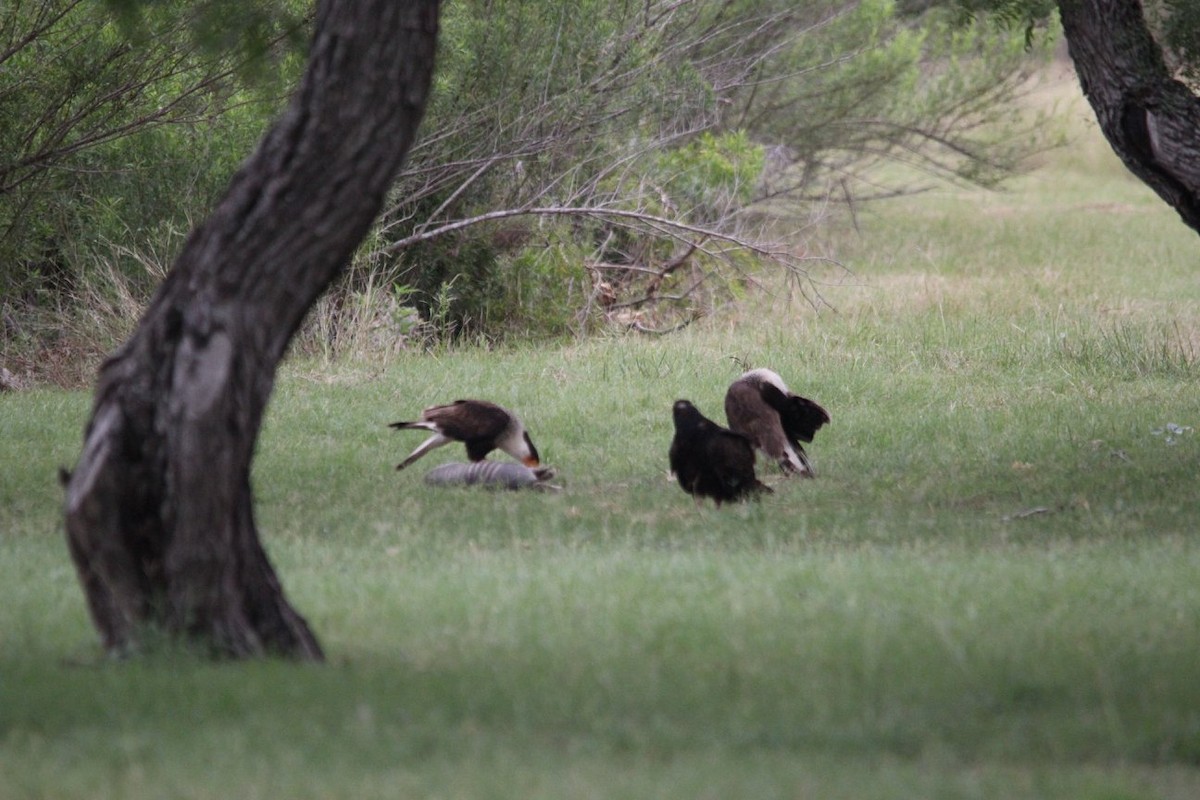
62,0,440,660
1058,0,1200,234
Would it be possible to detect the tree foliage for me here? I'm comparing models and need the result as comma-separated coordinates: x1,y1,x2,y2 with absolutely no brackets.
1146,1,1200,82
949,0,1200,80
0,0,304,362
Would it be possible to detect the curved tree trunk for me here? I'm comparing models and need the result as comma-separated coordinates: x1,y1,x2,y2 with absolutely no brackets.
1058,0,1200,234
63,0,440,660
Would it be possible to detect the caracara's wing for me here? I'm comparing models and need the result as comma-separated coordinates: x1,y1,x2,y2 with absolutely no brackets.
422,400,512,442
724,380,775,447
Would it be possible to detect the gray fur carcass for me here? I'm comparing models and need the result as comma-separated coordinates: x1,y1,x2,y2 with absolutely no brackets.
423,461,560,491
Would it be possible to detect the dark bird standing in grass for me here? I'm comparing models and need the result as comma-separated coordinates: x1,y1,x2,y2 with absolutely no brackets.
390,400,540,470
724,368,829,477
669,399,770,505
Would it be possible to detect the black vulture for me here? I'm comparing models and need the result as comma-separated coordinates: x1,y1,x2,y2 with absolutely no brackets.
669,399,770,505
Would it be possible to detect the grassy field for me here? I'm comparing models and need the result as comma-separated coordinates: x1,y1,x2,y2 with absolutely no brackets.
3,69,1200,799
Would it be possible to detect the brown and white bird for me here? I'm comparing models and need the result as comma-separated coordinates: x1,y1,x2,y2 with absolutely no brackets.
390,400,540,471
724,368,829,477
669,399,771,505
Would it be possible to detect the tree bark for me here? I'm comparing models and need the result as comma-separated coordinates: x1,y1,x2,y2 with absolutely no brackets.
63,0,440,660
1058,0,1200,234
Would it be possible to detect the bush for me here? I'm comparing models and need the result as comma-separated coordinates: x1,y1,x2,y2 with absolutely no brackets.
0,0,303,382
1,0,1055,379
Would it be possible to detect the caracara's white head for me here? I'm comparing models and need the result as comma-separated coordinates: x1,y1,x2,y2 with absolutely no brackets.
741,367,789,394
498,419,541,467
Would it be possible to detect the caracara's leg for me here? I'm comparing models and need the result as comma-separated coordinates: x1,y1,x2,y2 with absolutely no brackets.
396,433,452,470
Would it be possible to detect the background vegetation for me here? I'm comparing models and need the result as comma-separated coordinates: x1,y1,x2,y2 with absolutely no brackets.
1,0,1052,384
2,63,1199,796
0,0,307,384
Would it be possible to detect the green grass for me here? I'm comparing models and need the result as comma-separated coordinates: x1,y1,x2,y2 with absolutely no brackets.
3,71,1200,798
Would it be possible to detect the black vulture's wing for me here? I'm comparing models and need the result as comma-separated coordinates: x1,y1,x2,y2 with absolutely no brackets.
760,384,829,445
707,430,770,500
